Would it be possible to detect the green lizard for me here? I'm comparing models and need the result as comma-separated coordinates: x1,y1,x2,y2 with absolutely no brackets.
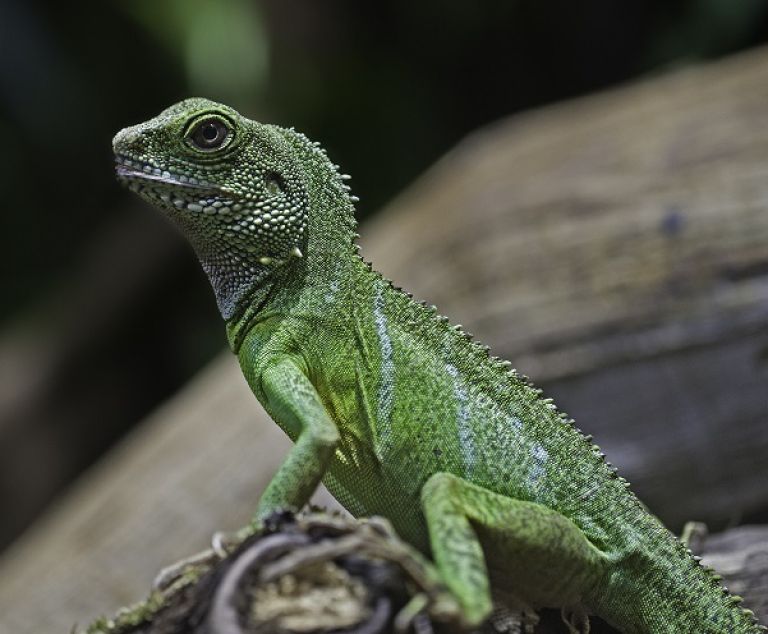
113,98,765,634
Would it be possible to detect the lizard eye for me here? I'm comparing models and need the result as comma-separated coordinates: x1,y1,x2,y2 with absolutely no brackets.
187,117,231,151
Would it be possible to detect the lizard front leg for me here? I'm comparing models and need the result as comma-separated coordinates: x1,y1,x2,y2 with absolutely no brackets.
153,357,338,590
421,472,607,631
254,357,340,524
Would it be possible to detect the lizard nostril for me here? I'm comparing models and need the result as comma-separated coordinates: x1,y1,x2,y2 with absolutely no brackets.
112,126,145,154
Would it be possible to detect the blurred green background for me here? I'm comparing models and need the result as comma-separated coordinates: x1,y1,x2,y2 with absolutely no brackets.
1,0,768,553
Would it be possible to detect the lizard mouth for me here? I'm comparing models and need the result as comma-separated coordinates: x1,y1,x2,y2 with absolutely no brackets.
114,155,220,192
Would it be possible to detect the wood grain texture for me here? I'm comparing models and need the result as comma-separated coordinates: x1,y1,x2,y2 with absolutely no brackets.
2,47,768,632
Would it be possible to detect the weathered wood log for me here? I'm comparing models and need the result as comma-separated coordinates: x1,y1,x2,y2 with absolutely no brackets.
2,46,768,632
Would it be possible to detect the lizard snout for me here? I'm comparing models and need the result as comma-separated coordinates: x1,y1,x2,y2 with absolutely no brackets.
112,125,147,156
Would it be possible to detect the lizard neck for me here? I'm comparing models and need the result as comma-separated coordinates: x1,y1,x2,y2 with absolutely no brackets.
284,125,359,290
226,128,360,350
192,240,274,320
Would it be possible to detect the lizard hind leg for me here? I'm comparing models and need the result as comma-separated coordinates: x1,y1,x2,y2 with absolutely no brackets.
420,472,606,628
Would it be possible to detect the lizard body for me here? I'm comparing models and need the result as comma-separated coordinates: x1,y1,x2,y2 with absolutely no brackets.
113,98,765,633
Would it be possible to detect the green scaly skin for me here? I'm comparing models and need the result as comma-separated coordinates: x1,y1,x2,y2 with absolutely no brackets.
113,98,765,634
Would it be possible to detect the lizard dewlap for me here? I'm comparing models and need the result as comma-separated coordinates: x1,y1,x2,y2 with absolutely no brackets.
114,98,765,634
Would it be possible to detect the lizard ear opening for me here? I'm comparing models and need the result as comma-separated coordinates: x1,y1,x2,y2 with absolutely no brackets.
265,171,286,196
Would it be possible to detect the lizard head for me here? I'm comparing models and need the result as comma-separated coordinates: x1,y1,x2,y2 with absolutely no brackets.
113,98,311,318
